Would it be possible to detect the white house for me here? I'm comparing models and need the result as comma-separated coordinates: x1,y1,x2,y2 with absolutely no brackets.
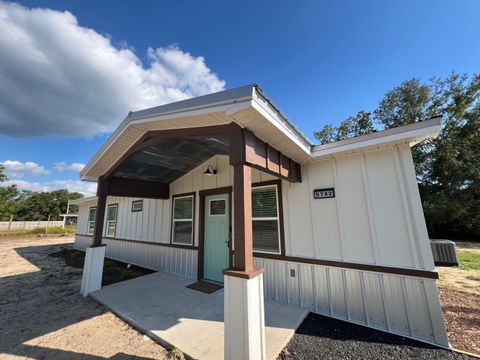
72,84,448,359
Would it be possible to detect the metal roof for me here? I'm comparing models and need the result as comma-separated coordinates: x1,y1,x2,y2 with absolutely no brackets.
80,84,442,182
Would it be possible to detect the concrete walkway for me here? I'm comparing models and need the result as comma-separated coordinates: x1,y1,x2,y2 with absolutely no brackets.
91,272,308,360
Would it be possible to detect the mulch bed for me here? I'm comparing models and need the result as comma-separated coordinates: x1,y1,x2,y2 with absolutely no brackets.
439,288,480,356
278,313,474,360
50,248,154,286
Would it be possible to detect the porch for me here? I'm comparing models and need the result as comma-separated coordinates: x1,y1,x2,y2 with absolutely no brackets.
91,271,308,360
79,87,308,359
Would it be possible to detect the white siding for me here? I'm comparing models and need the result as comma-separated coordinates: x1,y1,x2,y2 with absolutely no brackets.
253,257,448,347
74,146,446,346
284,145,436,271
75,235,197,279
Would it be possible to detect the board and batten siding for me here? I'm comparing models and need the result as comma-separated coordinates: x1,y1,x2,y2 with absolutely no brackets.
283,144,435,271
74,148,447,347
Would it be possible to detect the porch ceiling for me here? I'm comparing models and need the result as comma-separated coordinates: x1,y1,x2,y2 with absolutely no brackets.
113,137,229,183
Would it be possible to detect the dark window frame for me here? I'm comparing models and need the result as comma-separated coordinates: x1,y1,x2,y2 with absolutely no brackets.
251,181,282,254
105,203,119,238
131,200,143,212
87,206,97,235
170,192,196,246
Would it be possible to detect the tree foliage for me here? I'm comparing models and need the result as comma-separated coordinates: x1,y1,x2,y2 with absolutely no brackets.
314,73,480,239
0,167,84,221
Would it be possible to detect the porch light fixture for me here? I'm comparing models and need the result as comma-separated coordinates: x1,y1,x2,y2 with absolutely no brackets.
204,165,217,176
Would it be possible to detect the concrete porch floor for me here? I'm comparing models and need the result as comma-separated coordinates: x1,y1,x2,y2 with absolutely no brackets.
91,271,308,360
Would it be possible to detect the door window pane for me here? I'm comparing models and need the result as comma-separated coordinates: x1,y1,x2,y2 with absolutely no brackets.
210,199,226,215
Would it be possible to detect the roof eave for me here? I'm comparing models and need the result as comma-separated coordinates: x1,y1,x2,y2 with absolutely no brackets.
310,117,442,159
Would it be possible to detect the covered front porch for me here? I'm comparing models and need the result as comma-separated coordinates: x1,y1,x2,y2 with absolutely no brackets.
79,86,309,360
91,271,308,360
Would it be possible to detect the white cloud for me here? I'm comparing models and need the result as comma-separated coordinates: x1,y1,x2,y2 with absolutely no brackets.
5,179,97,196
0,2,225,138
1,160,49,177
54,162,85,173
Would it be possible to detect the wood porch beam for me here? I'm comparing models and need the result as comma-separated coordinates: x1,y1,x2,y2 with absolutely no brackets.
229,123,302,183
102,177,169,199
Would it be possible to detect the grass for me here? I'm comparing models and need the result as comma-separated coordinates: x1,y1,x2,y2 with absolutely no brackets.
458,250,480,270
0,225,76,237
120,269,136,279
437,248,480,295
73,250,85,258
104,259,114,268
167,346,183,360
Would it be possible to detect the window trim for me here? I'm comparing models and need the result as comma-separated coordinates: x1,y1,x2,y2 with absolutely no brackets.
87,206,97,235
208,198,227,217
170,192,196,246
131,200,143,212
251,180,284,255
105,203,118,238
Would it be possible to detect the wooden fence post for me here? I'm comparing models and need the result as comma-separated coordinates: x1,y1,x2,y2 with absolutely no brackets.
45,214,51,236
7,214,13,234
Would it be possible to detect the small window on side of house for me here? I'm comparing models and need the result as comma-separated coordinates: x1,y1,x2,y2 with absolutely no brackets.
131,200,143,212
106,204,118,237
87,207,96,235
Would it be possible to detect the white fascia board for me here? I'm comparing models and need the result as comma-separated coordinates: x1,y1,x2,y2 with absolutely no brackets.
250,95,312,155
310,118,441,159
80,99,253,181
70,195,98,205
80,115,130,180
130,98,252,125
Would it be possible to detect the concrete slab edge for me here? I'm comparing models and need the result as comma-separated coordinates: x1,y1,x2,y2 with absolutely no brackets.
89,292,196,360
269,308,310,360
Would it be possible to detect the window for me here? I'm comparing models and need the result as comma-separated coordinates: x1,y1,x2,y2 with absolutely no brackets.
131,200,143,212
172,195,194,245
252,185,280,253
87,207,96,235
106,204,118,237
209,199,226,216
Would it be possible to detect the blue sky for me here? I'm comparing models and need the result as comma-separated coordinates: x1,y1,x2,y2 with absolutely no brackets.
0,0,479,195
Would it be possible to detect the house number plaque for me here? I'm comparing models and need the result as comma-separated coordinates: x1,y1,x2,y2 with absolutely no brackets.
313,188,335,199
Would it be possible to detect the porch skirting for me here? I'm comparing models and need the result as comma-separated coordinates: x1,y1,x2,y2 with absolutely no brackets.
73,234,448,347
74,235,198,279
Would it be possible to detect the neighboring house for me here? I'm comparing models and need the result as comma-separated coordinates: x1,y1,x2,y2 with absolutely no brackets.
72,84,448,359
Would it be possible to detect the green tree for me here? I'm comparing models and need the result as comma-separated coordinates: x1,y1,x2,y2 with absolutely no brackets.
314,73,480,239
0,165,20,221
15,189,83,221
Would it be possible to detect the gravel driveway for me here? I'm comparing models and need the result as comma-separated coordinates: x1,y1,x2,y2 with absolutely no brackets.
279,313,474,360
0,236,168,360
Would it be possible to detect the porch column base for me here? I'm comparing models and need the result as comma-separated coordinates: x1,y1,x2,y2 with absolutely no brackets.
80,245,106,297
224,268,266,360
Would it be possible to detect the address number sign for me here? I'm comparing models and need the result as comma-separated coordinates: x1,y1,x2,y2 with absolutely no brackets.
313,188,335,199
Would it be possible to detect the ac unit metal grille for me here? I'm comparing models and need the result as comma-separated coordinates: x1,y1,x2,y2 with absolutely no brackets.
430,240,459,266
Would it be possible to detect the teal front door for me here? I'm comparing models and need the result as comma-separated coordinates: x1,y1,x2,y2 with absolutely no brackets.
203,193,230,283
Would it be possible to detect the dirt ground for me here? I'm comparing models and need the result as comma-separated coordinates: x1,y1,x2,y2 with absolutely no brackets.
0,236,169,360
1,236,479,359
437,242,480,295
439,288,480,356
436,241,480,356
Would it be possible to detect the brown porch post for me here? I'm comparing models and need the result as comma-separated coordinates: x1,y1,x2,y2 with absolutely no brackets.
224,162,266,359
92,194,106,247
232,163,253,272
